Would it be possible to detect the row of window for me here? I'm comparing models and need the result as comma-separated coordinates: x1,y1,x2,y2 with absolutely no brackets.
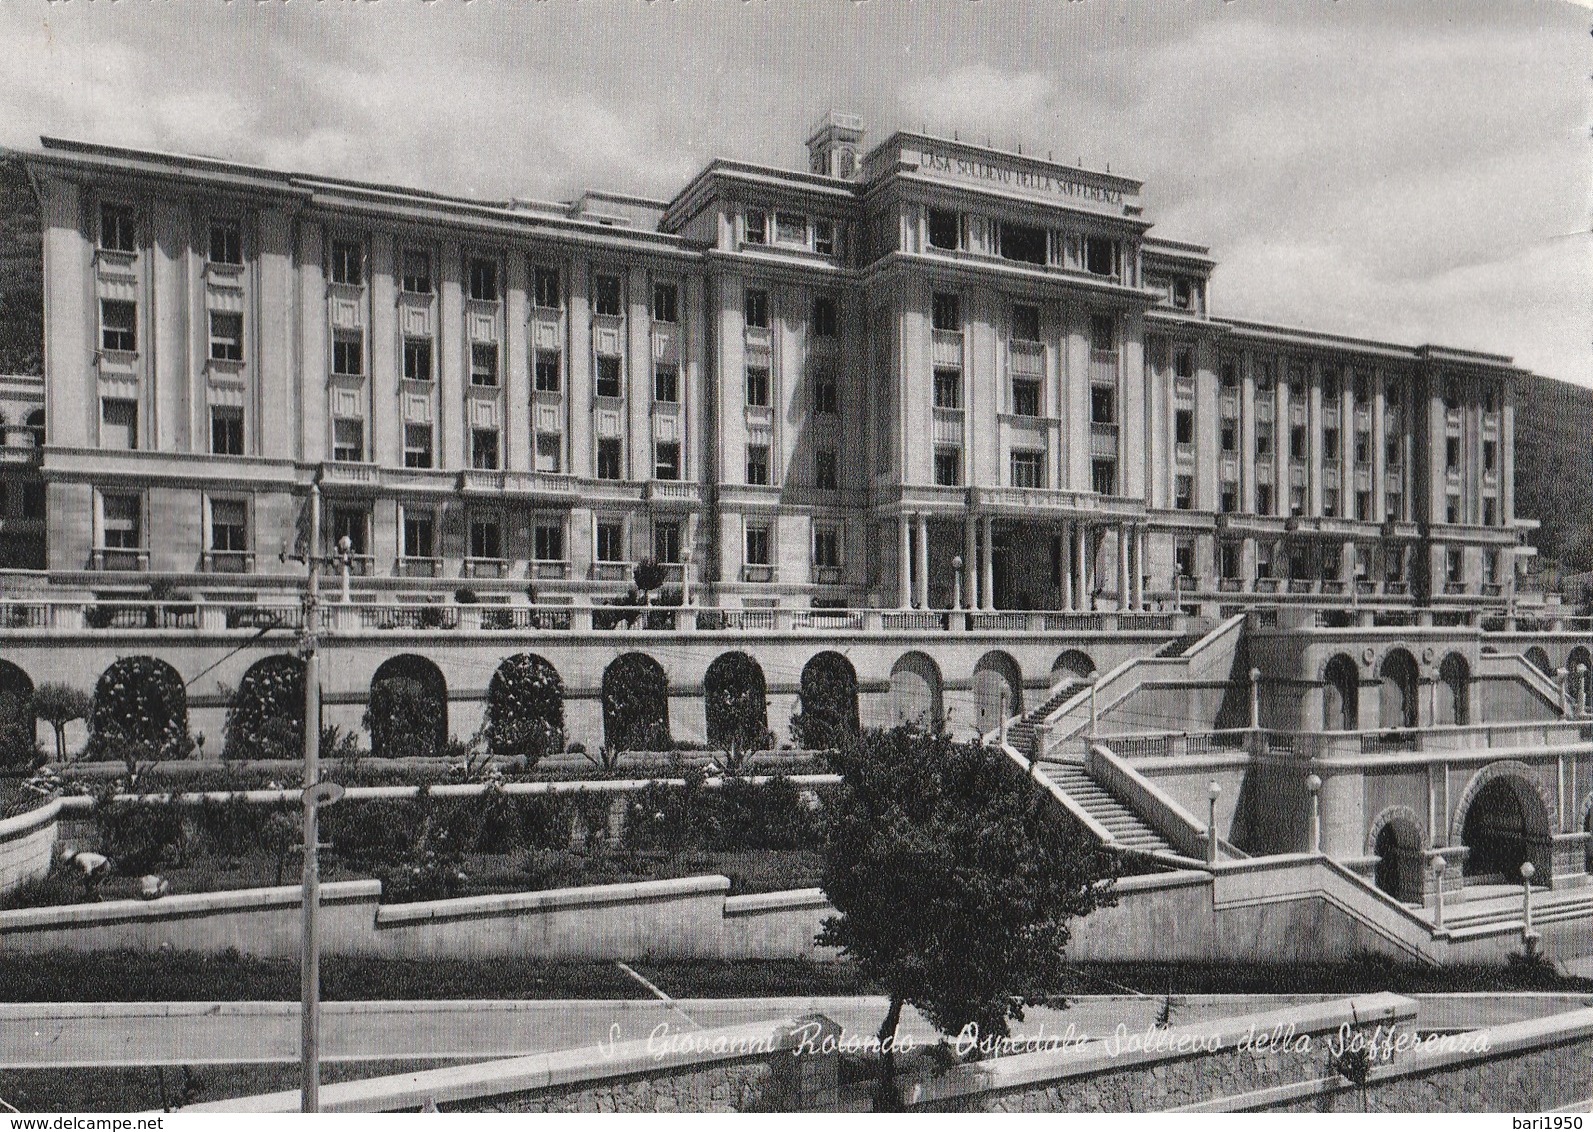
923,206,1126,279
741,208,840,257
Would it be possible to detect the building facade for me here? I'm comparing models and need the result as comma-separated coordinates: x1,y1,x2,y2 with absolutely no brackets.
6,115,1536,614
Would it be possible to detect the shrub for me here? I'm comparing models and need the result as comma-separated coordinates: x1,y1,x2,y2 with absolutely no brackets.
32,683,88,764
790,653,860,750
223,656,305,761
454,587,480,605
88,656,189,760
704,652,771,751
92,794,187,874
323,797,417,870
486,654,565,766
364,675,444,759
601,653,670,751
713,775,822,850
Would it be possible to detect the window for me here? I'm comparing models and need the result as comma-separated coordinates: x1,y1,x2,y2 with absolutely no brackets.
1090,385,1116,425
1090,314,1115,353
404,337,433,382
1220,482,1238,514
1256,424,1273,458
1323,488,1339,518
998,222,1047,265
745,365,770,407
403,512,434,560
927,208,960,250
101,300,136,352
208,499,247,554
814,369,839,414
1355,490,1372,521
931,293,961,332
471,428,499,470
776,212,807,244
1011,449,1045,488
331,507,367,556
533,266,562,309
933,368,961,410
1387,489,1404,522
1175,475,1193,510
332,332,363,376
1354,431,1370,464
1483,439,1497,472
1289,484,1305,516
1354,371,1372,402
593,274,623,317
1290,425,1307,460
596,356,624,398
535,432,562,473
1220,359,1239,389
470,342,499,386
535,351,562,393
208,221,242,266
403,423,433,469
1445,436,1461,470
471,515,502,561
1386,435,1404,467
1446,548,1463,583
653,362,678,403
1174,349,1194,381
1483,549,1498,584
1443,377,1461,411
743,209,768,245
1175,541,1196,580
814,526,840,569
1220,420,1237,452
1323,427,1339,458
21,482,43,520
1084,236,1116,277
1257,543,1274,579
468,258,499,302
401,250,432,294
1012,379,1041,418
1175,409,1194,446
596,520,624,563
1484,498,1497,527
1256,483,1273,516
814,219,836,256
743,288,769,329
1322,371,1340,403
652,282,678,323
745,525,771,566
102,493,141,549
1220,543,1240,579
333,418,363,462
99,204,136,253
1446,494,1461,525
1172,277,1193,310
596,438,622,480
654,522,681,564
205,312,243,362
1092,458,1117,495
330,241,362,286
816,448,839,490
654,441,680,480
534,521,564,562
100,399,137,450
1011,304,1040,341
211,406,243,456
746,443,770,485
813,296,838,338
933,447,961,487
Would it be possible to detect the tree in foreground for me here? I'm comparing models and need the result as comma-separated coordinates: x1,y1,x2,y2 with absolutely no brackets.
818,722,1117,1109
32,683,90,763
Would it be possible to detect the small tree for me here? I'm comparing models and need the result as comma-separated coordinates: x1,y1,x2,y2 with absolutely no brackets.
633,558,667,606
486,654,565,766
364,675,443,759
818,723,1117,1109
33,683,91,763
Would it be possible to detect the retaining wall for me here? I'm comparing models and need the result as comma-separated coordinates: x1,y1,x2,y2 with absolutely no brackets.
0,798,59,896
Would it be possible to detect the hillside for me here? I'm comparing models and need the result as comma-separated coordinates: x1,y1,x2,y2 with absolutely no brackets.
1514,373,1593,577
0,153,42,376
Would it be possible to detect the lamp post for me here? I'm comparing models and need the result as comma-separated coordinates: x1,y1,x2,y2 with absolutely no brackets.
1432,854,1447,929
1249,667,1262,731
682,549,693,607
952,555,963,612
1088,672,1100,741
1521,861,1539,954
1207,781,1222,865
1306,773,1322,854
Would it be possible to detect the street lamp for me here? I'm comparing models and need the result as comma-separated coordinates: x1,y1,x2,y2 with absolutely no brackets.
1207,781,1222,865
1305,773,1322,854
952,555,963,612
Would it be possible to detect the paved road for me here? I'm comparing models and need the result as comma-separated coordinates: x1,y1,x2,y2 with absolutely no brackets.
3,992,1588,1069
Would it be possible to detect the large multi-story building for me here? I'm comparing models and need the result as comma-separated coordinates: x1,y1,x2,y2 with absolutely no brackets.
2,114,1538,615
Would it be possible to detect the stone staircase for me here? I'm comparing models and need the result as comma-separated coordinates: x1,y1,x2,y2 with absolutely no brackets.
1154,631,1208,658
1046,762,1177,855
1006,682,1086,759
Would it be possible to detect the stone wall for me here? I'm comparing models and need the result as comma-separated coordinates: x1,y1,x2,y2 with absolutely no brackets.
0,797,58,896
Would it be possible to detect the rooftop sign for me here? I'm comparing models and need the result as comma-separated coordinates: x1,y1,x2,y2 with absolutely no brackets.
881,137,1141,216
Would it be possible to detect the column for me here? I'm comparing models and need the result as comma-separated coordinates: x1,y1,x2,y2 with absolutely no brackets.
981,516,995,611
1343,540,1358,587
1118,525,1130,611
897,514,912,609
1083,527,1096,612
915,512,930,610
1061,520,1075,612
1075,523,1089,612
963,515,977,611
1138,526,1150,610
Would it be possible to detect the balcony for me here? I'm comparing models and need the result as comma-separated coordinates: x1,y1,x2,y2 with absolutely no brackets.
531,559,571,581
1385,580,1410,596
0,426,41,463
1253,578,1281,594
201,550,255,575
644,480,703,506
1355,580,1378,597
742,564,776,584
1381,519,1420,541
91,547,149,572
1089,423,1119,458
1089,349,1117,383
969,485,1144,520
1008,339,1045,377
932,408,963,445
1217,577,1245,593
463,557,510,579
815,564,843,586
591,561,631,583
1287,578,1316,594
931,329,963,367
1320,579,1346,596
397,556,441,578
1443,580,1469,596
1482,582,1504,597
320,461,380,489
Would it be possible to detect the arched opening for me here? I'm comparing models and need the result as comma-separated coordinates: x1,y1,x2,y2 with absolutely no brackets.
973,651,1023,736
224,654,306,760
1378,649,1419,729
890,651,943,728
486,653,565,762
90,656,188,758
601,653,670,751
1051,650,1096,687
1525,646,1553,678
24,408,43,447
0,659,35,766
1438,653,1471,727
792,652,859,748
1322,654,1359,731
703,651,769,750
1460,774,1552,883
367,655,448,758
1372,818,1425,904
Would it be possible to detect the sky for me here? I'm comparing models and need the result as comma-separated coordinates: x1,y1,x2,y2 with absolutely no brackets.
0,0,1588,388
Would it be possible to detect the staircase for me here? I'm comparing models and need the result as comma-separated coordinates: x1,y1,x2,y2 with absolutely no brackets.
1005,681,1085,759
1154,631,1207,658
1047,762,1177,855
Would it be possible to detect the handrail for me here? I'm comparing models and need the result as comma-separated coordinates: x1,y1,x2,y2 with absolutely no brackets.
1475,649,1567,718
1087,743,1247,860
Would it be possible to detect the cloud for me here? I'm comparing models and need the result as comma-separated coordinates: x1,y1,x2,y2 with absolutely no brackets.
899,65,1056,146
